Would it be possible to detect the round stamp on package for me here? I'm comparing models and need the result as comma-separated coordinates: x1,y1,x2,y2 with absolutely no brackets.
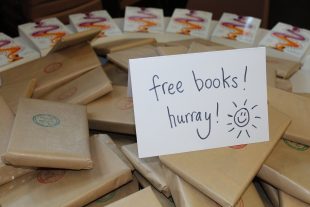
57,86,78,101
43,62,62,74
32,114,60,127
283,139,309,151
37,170,66,184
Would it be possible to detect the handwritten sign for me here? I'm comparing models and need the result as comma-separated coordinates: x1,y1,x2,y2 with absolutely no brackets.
130,47,269,158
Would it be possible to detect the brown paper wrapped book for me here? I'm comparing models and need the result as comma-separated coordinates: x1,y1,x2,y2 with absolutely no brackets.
86,178,139,207
0,134,132,207
164,38,219,48
107,45,159,70
0,97,33,186
103,64,128,86
121,143,171,197
3,98,92,170
187,41,232,53
266,57,300,79
268,87,310,146
267,67,277,87
87,86,135,134
156,46,188,55
275,78,292,92
105,187,163,207
42,67,112,104
159,106,290,207
260,181,280,207
258,139,310,204
163,165,265,207
94,38,157,55
279,191,310,207
0,29,101,98
133,171,175,207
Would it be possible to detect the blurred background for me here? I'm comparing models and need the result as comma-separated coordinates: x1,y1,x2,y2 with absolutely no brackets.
1,0,310,37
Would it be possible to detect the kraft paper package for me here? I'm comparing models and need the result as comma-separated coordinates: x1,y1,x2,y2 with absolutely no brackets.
107,45,159,70
98,134,134,171
94,38,156,55
0,134,132,207
268,87,310,146
260,181,280,207
0,96,34,186
42,67,112,104
266,56,301,79
121,143,171,197
87,86,135,134
0,79,37,113
159,106,291,207
103,64,128,86
187,41,232,53
105,187,163,207
267,67,277,87
107,133,137,148
2,98,92,170
132,171,175,207
279,191,310,207
162,165,265,207
156,45,188,55
164,38,219,48
85,177,139,207
275,78,292,92
258,139,310,204
0,29,101,98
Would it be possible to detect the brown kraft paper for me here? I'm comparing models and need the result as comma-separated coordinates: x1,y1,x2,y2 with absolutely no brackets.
163,165,265,207
187,41,232,53
164,38,220,48
105,187,163,207
121,143,171,197
107,45,159,70
266,56,300,79
133,171,175,207
260,181,280,207
258,139,310,204
85,177,139,207
275,78,292,92
94,38,157,55
268,87,310,146
87,86,135,134
159,106,291,207
3,98,92,170
279,191,310,207
103,64,128,86
0,96,33,186
42,67,112,104
156,46,188,55
0,134,132,207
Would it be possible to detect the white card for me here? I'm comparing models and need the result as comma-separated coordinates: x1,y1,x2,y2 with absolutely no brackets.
166,9,212,38
69,10,122,36
124,6,164,33
130,47,269,158
212,12,261,44
259,22,310,58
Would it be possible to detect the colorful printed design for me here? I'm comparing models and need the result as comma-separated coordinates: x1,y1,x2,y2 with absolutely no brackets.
283,139,309,151
33,114,60,127
0,39,23,62
221,16,253,40
43,62,63,73
212,13,261,44
272,26,305,51
259,22,310,58
174,10,205,35
128,8,158,32
78,13,110,37
31,20,66,45
37,170,66,184
229,144,247,149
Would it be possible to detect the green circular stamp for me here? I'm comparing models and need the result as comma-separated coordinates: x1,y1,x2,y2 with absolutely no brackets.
283,139,309,151
95,191,116,203
32,114,60,127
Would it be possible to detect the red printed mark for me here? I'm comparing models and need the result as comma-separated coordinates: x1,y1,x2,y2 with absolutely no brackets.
57,86,78,101
229,144,247,149
37,170,66,184
117,97,133,110
43,62,63,73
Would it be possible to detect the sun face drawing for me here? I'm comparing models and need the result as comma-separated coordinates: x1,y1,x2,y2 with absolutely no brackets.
227,99,261,138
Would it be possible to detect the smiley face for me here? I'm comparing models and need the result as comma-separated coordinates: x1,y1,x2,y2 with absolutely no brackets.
233,108,250,127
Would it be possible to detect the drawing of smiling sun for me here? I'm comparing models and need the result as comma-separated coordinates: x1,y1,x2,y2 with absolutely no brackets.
227,99,261,138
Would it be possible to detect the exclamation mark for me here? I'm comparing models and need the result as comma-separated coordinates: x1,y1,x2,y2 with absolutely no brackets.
216,102,219,123
243,66,247,91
